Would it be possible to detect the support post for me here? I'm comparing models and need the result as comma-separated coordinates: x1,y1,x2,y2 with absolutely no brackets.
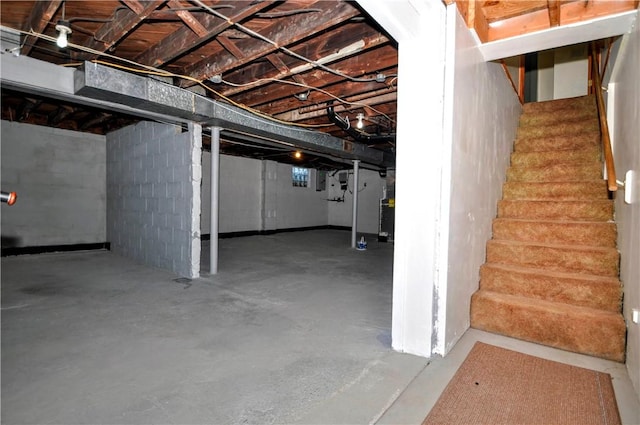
351,160,360,248
210,126,220,274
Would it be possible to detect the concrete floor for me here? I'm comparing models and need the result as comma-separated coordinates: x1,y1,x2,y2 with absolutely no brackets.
2,229,639,424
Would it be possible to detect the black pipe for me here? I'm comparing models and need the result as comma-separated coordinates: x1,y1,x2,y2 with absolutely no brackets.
326,104,396,144
1,191,17,205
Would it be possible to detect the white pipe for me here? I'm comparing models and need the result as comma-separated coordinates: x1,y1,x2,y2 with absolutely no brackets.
210,127,220,274
351,160,360,248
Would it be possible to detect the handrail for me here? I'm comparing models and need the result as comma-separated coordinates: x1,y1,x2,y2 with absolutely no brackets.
590,43,617,192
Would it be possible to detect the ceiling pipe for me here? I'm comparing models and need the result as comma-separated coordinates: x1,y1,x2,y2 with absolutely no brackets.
326,103,395,144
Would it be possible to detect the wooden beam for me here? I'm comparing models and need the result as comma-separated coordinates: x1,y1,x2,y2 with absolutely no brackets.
547,0,561,27
221,29,390,98
48,105,75,125
135,2,273,67
80,112,110,131
474,3,490,43
181,2,361,86
21,0,63,56
167,0,208,37
121,0,144,14
217,37,246,60
230,46,397,114
487,0,637,42
19,98,42,121
76,0,165,60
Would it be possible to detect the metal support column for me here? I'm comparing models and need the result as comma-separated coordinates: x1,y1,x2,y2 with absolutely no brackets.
351,160,360,248
210,127,221,274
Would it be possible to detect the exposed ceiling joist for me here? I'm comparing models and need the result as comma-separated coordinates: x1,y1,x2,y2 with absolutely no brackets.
20,0,62,56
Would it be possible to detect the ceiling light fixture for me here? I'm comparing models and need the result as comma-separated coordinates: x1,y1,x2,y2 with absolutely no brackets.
293,151,302,159
356,113,364,129
294,90,310,101
55,20,72,48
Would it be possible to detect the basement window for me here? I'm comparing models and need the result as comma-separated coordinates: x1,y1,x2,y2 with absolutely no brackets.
292,167,309,187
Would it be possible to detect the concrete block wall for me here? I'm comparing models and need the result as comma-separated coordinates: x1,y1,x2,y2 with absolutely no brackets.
107,121,201,278
1,120,106,247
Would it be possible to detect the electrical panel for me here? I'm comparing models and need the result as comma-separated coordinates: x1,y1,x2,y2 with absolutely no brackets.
338,171,348,190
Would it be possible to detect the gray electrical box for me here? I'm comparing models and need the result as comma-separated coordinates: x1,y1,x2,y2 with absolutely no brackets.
316,170,327,191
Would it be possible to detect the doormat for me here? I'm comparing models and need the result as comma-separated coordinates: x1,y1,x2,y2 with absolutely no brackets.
423,342,621,425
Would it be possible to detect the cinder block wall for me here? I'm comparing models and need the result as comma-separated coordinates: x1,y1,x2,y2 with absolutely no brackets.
1,120,106,247
107,121,201,278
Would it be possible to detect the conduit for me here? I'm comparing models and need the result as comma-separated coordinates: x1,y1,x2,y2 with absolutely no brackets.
326,104,396,145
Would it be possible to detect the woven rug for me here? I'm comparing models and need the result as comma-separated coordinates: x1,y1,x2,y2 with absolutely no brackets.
423,342,621,425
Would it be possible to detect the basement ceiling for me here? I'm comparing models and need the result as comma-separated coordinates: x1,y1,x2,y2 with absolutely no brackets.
0,0,637,168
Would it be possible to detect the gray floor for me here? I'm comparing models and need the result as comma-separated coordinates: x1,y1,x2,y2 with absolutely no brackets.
2,230,639,424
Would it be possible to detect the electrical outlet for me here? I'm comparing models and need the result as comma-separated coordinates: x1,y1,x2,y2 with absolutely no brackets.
633,308,639,324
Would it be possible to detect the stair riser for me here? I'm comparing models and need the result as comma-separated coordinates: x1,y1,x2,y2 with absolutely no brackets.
492,220,617,246
517,120,599,139
470,292,625,362
519,109,597,128
511,148,601,167
498,200,614,221
514,134,599,153
480,265,622,311
522,96,596,114
507,164,602,182
486,241,619,276
503,182,609,200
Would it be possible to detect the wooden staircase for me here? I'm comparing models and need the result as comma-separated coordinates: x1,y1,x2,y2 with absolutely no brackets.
470,95,626,362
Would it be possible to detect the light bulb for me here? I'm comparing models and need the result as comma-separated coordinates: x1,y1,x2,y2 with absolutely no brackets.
356,113,364,129
57,31,67,48
55,21,71,48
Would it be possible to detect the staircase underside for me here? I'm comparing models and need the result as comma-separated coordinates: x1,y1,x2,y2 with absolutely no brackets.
470,94,626,362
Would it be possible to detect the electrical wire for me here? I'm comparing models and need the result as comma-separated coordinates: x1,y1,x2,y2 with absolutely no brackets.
9,25,394,130
221,77,396,123
191,0,388,83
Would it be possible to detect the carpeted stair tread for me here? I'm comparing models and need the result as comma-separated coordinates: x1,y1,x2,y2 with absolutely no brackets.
486,239,619,277
473,94,624,361
517,118,599,139
470,290,626,362
480,263,622,312
507,162,603,182
498,200,614,221
503,181,609,200
492,218,617,246
511,146,601,167
519,107,598,128
514,133,599,153
522,95,595,114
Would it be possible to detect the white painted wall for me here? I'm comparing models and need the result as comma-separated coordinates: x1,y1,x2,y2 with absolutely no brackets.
201,152,262,234
553,44,589,99
201,152,328,233
442,9,522,354
359,0,448,357
608,15,640,399
327,168,386,234
537,50,555,101
275,162,328,229
1,121,106,247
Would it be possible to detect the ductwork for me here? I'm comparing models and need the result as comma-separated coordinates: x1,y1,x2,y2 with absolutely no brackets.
0,39,394,168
